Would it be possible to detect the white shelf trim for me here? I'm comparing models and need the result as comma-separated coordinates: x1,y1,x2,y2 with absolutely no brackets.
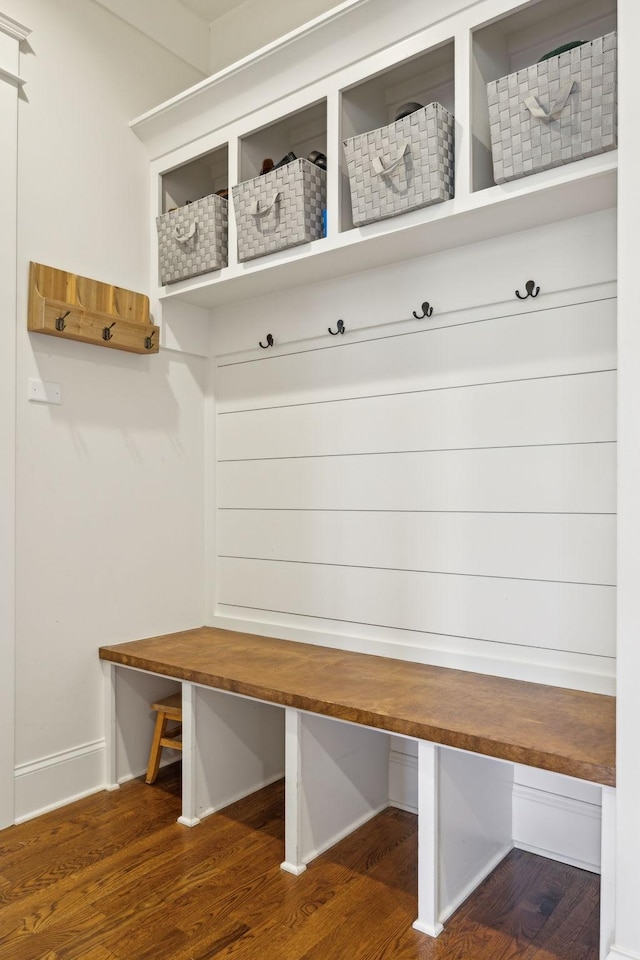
0,64,24,88
0,12,30,42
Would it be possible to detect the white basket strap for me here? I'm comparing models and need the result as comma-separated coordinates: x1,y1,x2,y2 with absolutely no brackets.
173,222,197,243
250,192,280,217
371,140,410,177
524,80,575,120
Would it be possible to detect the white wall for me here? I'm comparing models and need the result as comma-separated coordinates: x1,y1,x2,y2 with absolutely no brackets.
208,0,345,72
92,0,211,74
3,0,207,821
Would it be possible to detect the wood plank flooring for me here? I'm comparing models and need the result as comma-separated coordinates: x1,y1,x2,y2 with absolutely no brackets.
0,765,599,959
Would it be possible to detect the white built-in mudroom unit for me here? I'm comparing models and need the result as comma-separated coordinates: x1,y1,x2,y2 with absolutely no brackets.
3,0,640,958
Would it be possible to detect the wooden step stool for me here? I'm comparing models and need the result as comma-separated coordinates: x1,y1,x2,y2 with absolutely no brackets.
146,691,183,784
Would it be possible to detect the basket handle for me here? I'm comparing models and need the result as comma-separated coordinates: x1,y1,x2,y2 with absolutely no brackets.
524,80,575,120
250,192,281,217
371,140,410,177
173,222,197,243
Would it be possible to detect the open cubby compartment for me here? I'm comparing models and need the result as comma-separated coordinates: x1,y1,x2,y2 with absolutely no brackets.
471,0,617,192
161,143,229,212
339,39,455,233
237,100,327,184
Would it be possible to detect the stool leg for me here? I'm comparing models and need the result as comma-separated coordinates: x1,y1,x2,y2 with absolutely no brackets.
146,711,168,784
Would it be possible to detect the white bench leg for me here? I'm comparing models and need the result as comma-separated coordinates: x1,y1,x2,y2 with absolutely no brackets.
102,660,119,792
413,740,443,936
282,707,306,875
600,785,616,960
177,682,200,827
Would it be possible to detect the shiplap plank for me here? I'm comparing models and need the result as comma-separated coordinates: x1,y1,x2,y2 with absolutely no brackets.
215,300,616,412
217,511,615,585
218,370,615,460
217,444,615,513
217,558,615,658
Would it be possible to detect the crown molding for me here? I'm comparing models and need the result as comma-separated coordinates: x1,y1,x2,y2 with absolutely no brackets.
0,12,31,42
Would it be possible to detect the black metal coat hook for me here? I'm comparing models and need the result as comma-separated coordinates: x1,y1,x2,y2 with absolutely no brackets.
55,310,70,332
102,322,116,341
328,319,345,336
259,333,274,349
516,280,540,300
413,301,434,319
144,329,156,350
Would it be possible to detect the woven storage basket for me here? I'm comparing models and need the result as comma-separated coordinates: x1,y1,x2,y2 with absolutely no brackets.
232,158,326,262
156,193,228,285
487,32,617,184
342,103,455,227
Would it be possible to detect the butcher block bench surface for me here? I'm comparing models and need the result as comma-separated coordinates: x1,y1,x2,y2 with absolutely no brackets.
99,626,616,786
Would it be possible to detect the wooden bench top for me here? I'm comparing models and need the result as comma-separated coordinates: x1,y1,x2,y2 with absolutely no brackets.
99,626,616,787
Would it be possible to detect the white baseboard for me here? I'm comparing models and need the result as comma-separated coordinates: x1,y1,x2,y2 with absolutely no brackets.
513,783,601,874
389,747,418,813
607,949,640,960
11,735,603,885
14,739,106,823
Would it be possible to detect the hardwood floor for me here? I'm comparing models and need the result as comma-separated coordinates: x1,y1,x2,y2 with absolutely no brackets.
0,765,599,959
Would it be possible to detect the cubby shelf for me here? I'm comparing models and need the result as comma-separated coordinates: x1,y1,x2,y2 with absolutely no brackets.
158,153,616,309
135,0,618,311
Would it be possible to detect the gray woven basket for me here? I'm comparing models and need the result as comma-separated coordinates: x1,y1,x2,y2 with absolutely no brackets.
342,103,455,227
487,32,617,184
232,158,326,262
156,193,228,285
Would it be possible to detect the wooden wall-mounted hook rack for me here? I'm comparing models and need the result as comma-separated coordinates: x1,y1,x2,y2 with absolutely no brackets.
28,262,160,355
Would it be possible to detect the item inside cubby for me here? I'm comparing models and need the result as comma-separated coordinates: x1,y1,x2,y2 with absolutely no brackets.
158,144,229,285
161,144,229,212
471,0,617,191
343,102,455,226
232,158,326,262
157,194,228,285
238,100,327,184
340,40,455,231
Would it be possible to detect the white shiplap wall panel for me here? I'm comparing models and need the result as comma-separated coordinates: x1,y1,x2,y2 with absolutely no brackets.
213,281,616,689
217,511,615,585
218,370,615,460
217,558,615,658
216,299,615,412
218,444,615,513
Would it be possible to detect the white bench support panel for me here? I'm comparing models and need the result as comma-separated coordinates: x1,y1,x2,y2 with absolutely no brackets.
437,749,514,924
600,786,616,960
193,685,285,822
178,682,200,827
112,668,182,786
102,660,119,792
284,709,390,872
414,743,514,937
